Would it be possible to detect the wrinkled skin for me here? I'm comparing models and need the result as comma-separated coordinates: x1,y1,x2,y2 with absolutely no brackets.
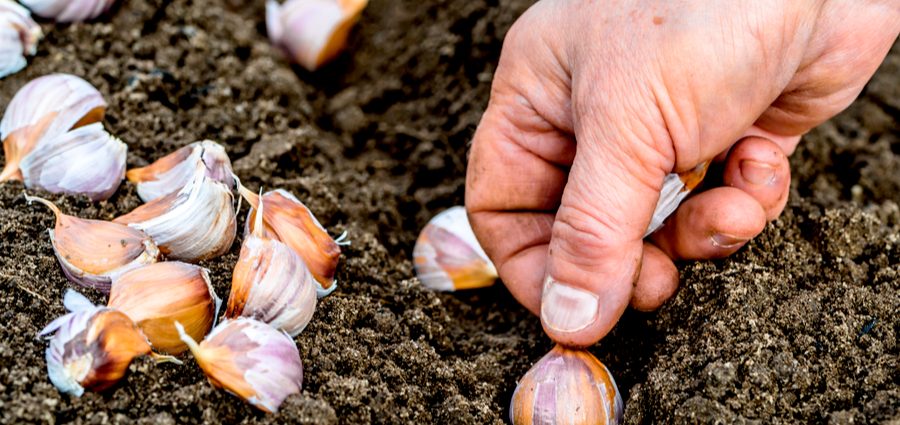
466,0,899,347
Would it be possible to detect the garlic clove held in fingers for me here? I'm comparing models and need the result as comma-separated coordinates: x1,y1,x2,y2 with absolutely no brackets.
25,194,159,293
1,73,106,181
238,185,343,297
266,0,368,71
510,345,624,425
109,262,220,355
114,163,237,262
0,0,42,79
176,318,303,413
20,123,126,201
19,0,117,23
40,290,152,396
227,193,317,337
126,140,234,203
413,206,498,292
645,162,711,236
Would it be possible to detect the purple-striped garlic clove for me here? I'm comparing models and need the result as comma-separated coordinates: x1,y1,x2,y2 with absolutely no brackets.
40,290,152,396
266,0,368,71
126,140,234,203
645,162,710,236
1,73,106,181
25,194,160,293
20,123,126,201
0,0,42,79
227,191,317,337
114,162,236,262
176,317,303,413
413,206,498,292
20,0,117,23
109,262,220,355
510,345,624,425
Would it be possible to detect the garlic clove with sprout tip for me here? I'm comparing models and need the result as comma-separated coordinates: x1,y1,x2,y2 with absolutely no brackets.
413,206,498,292
0,0,42,79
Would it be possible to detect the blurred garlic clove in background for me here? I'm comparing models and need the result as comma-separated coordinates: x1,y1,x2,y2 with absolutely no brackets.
176,318,304,413
266,0,368,71
19,0,117,23
413,206,497,292
0,0,42,79
127,140,234,203
1,73,106,181
25,194,159,293
109,262,220,355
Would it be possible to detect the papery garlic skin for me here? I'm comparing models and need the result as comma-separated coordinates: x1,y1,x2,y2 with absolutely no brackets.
1,73,106,181
266,0,368,71
114,164,237,262
176,318,303,413
413,206,498,292
0,0,42,79
510,345,623,425
20,123,126,200
40,290,151,396
25,194,160,293
20,0,117,23
645,162,710,237
109,262,220,355
127,140,234,203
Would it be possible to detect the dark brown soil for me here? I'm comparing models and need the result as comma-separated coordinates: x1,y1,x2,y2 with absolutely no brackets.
0,1,897,423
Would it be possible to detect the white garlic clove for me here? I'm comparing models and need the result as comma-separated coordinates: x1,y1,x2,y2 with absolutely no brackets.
1,73,106,181
510,345,624,425
227,194,317,337
25,194,160,293
20,123,126,201
40,290,152,396
114,163,237,262
0,0,42,79
126,140,234,203
266,0,368,71
176,318,303,413
645,162,710,237
413,206,498,292
20,0,117,23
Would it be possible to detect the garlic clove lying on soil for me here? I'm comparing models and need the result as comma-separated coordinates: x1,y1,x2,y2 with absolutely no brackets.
109,262,220,355
19,0,117,23
20,123,126,201
1,73,106,181
227,193,317,337
266,0,368,71
176,317,303,413
645,162,710,236
126,140,234,203
238,185,344,297
0,0,42,79
25,194,160,293
413,206,498,292
510,345,624,425
114,163,237,262
40,290,152,396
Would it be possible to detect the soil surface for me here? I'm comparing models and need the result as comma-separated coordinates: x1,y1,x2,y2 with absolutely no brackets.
0,1,897,423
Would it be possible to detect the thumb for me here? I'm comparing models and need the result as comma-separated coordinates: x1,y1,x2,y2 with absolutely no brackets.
541,100,671,347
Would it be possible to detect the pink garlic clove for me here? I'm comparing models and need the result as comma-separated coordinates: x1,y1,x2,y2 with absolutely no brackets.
20,0,118,23
126,140,234,203
0,0,42,79
413,206,498,292
266,0,368,71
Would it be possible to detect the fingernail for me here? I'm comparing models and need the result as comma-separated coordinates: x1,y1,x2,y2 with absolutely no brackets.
710,233,748,249
740,160,776,186
541,276,599,333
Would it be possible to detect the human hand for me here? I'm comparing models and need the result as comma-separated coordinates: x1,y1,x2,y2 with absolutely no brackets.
466,0,899,347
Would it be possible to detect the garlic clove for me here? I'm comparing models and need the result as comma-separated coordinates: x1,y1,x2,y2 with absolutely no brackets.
20,123,126,201
126,140,234,203
510,345,624,425
114,163,237,262
176,318,303,413
645,162,710,237
227,193,317,337
19,0,117,23
40,290,152,396
25,194,160,293
413,206,498,292
0,0,42,79
238,184,343,297
109,262,220,355
1,73,106,181
266,0,368,71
